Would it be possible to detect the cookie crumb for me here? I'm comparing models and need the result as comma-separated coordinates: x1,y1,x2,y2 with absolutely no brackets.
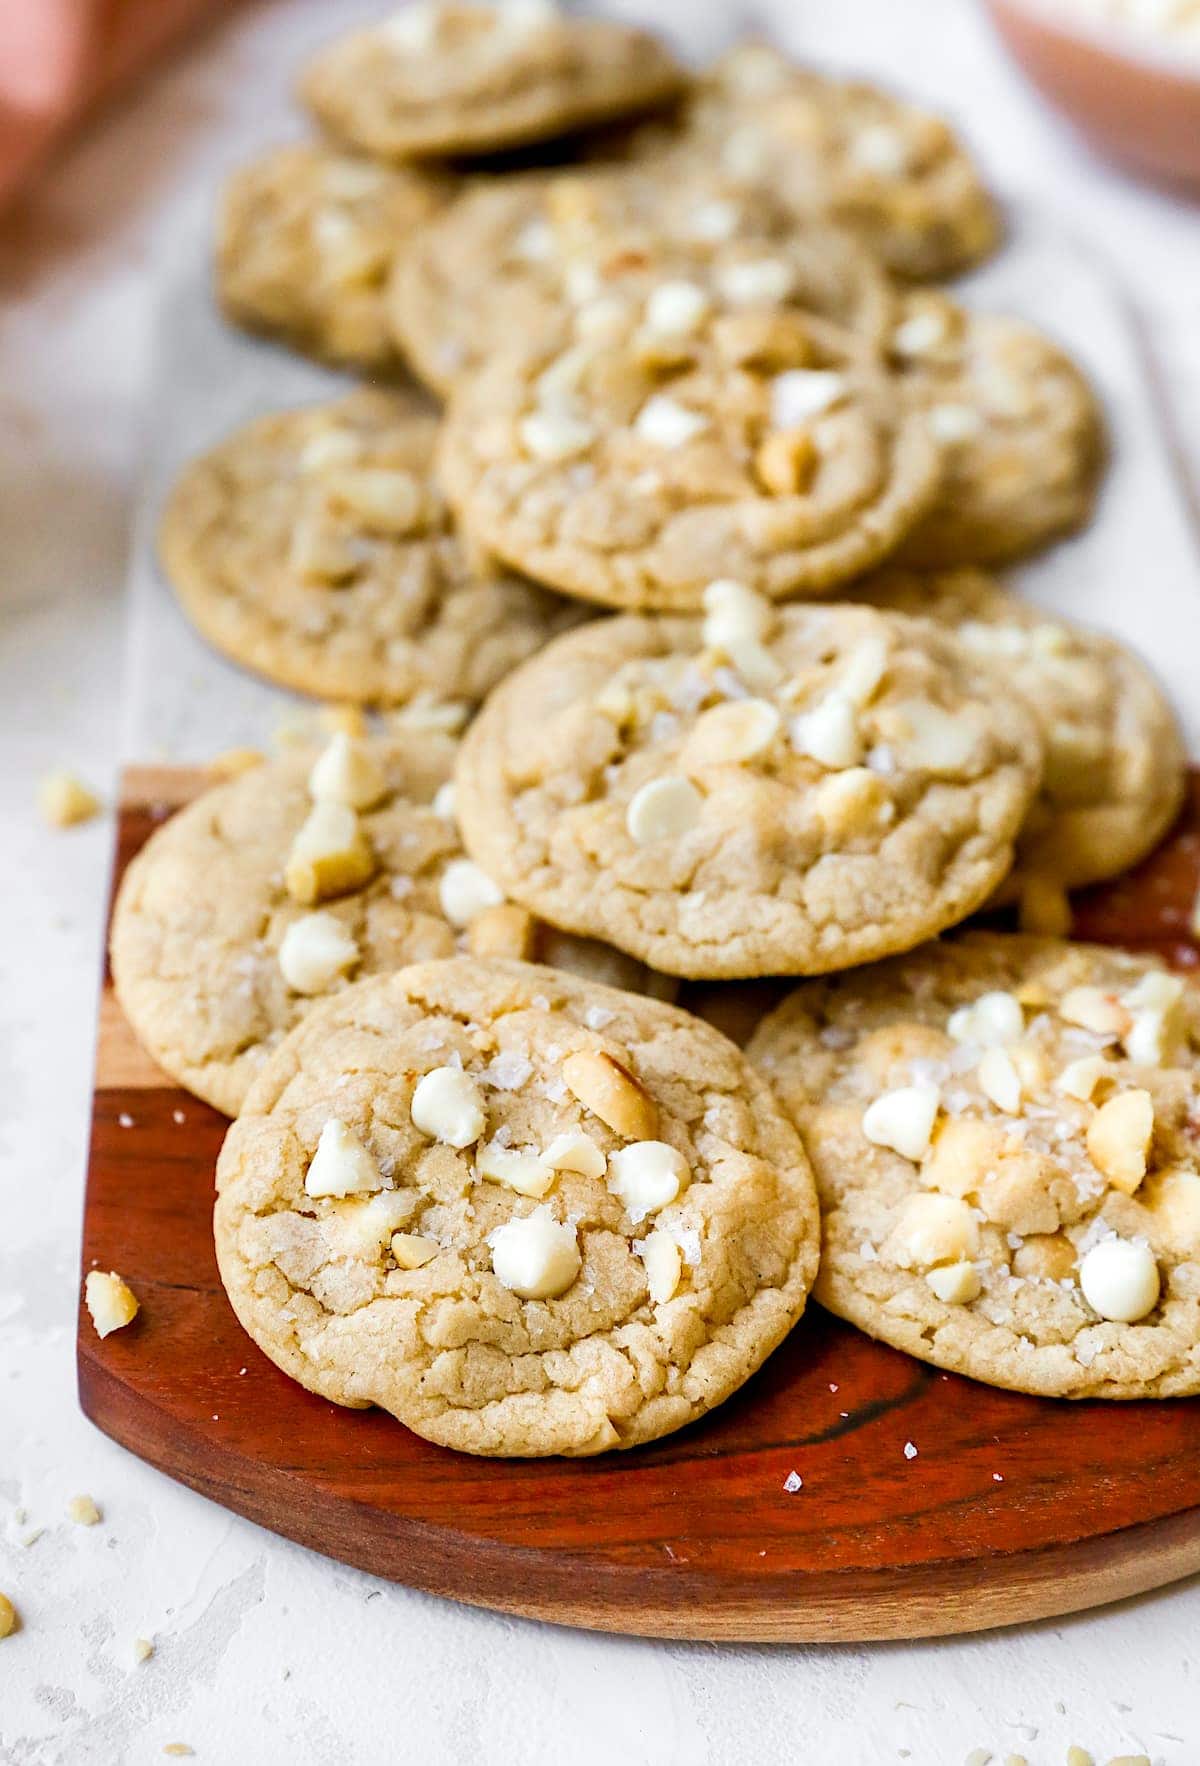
39,771,101,828
133,1636,154,1664
67,1495,101,1526
0,1592,16,1638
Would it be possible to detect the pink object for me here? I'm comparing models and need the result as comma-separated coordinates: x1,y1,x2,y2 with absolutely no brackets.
0,0,244,206
985,0,1200,190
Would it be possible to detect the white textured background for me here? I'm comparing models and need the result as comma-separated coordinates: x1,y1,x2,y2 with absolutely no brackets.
2,3,1200,1762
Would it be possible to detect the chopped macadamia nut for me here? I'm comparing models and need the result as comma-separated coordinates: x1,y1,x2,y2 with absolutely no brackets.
1086,1088,1154,1194
1013,1234,1077,1282
438,858,504,927
862,1084,940,1161
1142,1167,1200,1244
84,1270,139,1339
562,1048,658,1139
278,911,359,995
542,1131,607,1179
1079,1237,1160,1323
1056,1055,1108,1101
682,699,780,768
304,1118,384,1198
925,1260,980,1304
39,771,101,828
489,1206,580,1300
755,427,816,496
625,774,702,842
947,990,1024,1048
133,1636,155,1664
639,1229,683,1303
0,1593,16,1639
922,1117,1006,1198
874,696,978,773
608,1140,690,1224
329,1193,413,1257
476,1142,555,1198
466,902,536,960
67,1495,101,1527
810,766,891,840
308,733,388,809
978,1046,1022,1114
1059,986,1131,1039
390,1232,439,1270
284,800,375,904
887,1191,979,1269
411,1066,486,1149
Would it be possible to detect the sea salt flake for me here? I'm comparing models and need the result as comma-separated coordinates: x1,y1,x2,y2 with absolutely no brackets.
584,1006,614,1031
485,1051,533,1091
903,1441,918,1461
783,1470,803,1493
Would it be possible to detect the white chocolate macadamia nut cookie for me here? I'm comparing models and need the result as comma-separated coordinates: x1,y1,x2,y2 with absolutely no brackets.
748,934,1200,1397
453,598,1043,978
437,311,942,611
299,3,686,161
214,957,820,1455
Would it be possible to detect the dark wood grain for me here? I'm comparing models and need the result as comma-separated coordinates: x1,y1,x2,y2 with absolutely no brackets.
77,768,1200,1641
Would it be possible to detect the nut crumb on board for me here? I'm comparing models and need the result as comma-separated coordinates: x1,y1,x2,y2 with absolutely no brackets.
83,1270,139,1339
38,770,101,828
66,1495,101,1526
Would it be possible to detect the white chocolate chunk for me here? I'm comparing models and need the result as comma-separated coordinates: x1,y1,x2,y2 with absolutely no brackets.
838,635,890,708
702,578,772,645
947,990,1024,1048
438,858,504,926
1078,1237,1159,1323
639,1229,682,1304
925,1260,981,1305
888,1192,979,1268
717,258,795,305
625,775,702,843
875,697,979,774
607,1140,690,1224
304,1119,384,1198
542,1131,607,1179
284,800,375,905
278,911,359,995
633,394,709,448
308,733,388,809
1086,1088,1154,1195
891,309,950,358
476,1141,555,1198
811,766,891,839
411,1066,486,1149
977,1046,1022,1115
390,1232,439,1270
1056,1055,1109,1101
489,1206,580,1300
770,369,847,428
790,690,861,769
84,1270,139,1339
682,698,780,767
928,402,984,445
862,1084,940,1162
520,409,596,462
643,280,710,337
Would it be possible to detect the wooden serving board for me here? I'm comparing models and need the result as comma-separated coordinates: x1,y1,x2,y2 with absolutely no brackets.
78,765,1200,1643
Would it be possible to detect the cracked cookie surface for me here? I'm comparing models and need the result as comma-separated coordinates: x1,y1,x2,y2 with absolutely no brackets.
214,956,820,1456
437,310,942,611
389,166,894,397
160,391,583,705
884,295,1105,567
299,3,685,161
748,934,1200,1397
217,142,453,372
111,736,660,1115
854,568,1185,900
453,601,1043,978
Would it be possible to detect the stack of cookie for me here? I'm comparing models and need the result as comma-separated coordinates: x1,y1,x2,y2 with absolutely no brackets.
116,3,1199,1456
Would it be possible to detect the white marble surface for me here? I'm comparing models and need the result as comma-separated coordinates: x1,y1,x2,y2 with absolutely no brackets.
3,3,1200,1762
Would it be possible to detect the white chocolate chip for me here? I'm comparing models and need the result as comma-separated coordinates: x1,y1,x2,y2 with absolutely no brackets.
977,1046,1022,1114
625,775,702,843
682,698,781,767
607,1141,690,1224
1086,1088,1154,1194
542,1130,607,1179
304,1119,383,1199
888,1191,979,1268
770,369,847,428
891,309,950,358
84,1270,139,1339
519,409,596,462
862,1084,940,1162
308,733,387,809
716,258,795,305
476,1142,555,1198
489,1206,580,1300
639,1229,682,1303
284,800,375,905
643,280,710,337
1056,1055,1109,1101
438,858,504,927
925,1260,981,1305
790,690,862,770
411,1066,486,1149
1078,1237,1159,1323
278,911,359,995
947,991,1025,1048
633,394,709,448
928,402,984,445
390,1232,439,1270
851,122,911,175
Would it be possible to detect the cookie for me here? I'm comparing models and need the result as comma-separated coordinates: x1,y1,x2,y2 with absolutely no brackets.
111,733,662,1116
628,43,999,282
883,294,1105,567
453,598,1044,979
389,166,895,397
214,955,821,1455
748,934,1200,1398
437,309,942,611
159,392,583,705
299,3,686,162
854,568,1185,908
216,142,452,372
